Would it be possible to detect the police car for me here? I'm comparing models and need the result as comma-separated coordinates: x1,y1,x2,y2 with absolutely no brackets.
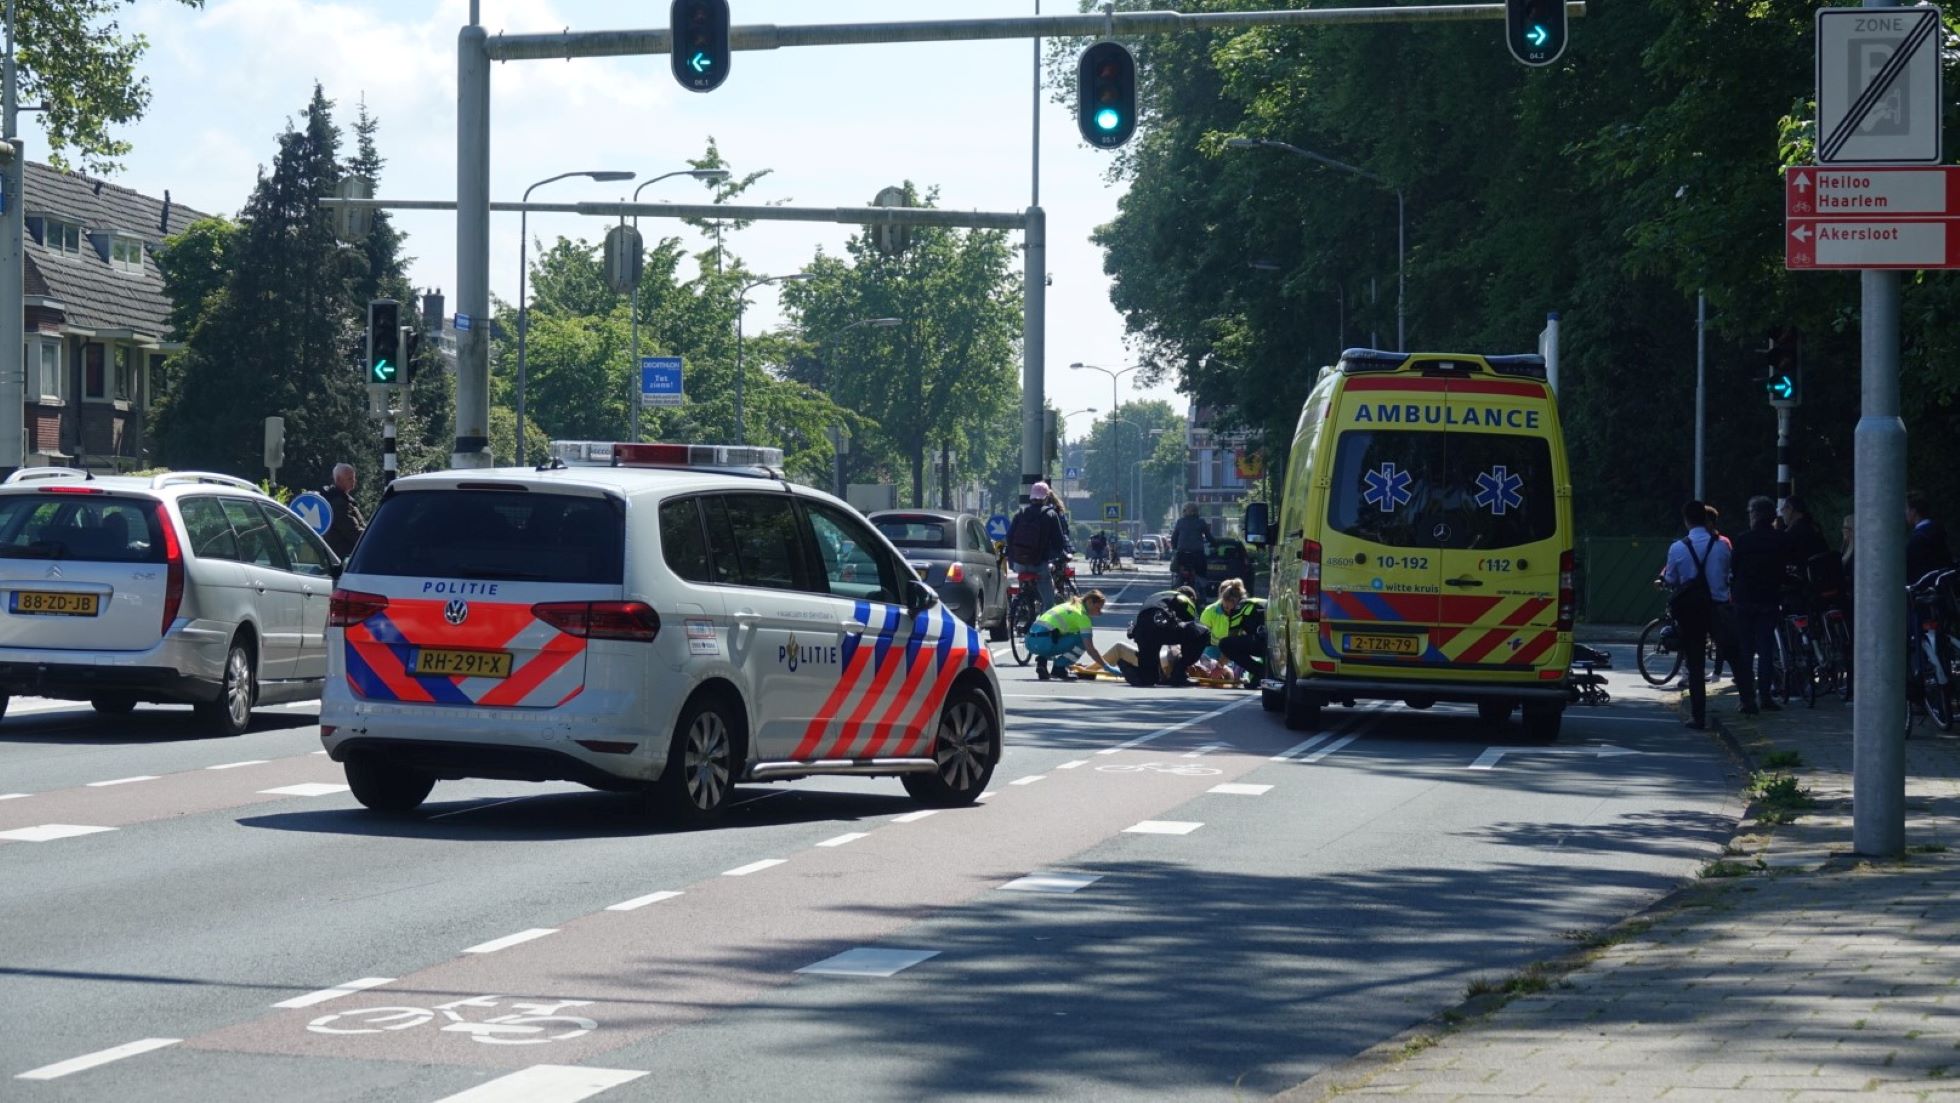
321,444,1002,823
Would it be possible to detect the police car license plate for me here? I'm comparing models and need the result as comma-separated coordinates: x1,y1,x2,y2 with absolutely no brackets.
11,590,99,616
1343,633,1422,656
411,648,513,679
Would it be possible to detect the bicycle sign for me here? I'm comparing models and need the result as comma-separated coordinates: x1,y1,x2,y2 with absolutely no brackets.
308,995,597,1045
1095,761,1223,777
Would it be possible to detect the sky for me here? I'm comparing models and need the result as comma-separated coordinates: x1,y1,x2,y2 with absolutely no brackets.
41,0,1187,443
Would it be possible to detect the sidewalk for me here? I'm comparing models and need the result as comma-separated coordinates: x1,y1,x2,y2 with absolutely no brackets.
1279,683,1960,1101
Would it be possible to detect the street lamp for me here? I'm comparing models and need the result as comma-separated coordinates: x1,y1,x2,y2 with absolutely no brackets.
1227,137,1405,351
516,169,635,466
734,273,811,444
628,167,731,443
1070,361,1143,522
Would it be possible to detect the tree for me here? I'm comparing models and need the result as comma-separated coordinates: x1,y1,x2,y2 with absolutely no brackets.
1080,400,1184,533
14,0,205,172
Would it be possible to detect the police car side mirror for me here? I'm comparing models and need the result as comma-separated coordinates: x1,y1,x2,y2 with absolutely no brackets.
1243,502,1270,547
905,578,939,615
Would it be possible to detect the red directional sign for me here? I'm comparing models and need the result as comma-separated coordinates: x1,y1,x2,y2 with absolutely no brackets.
1786,166,1960,218
1785,166,1960,270
1785,217,1960,270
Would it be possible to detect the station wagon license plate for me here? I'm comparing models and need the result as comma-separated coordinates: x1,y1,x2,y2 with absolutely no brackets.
1343,633,1422,656
411,647,513,679
10,590,99,617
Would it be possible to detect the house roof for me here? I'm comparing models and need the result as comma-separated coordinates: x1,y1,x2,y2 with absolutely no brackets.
22,161,212,342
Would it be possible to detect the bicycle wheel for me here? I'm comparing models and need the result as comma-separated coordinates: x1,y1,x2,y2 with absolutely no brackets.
1008,598,1033,666
1636,618,1680,685
1829,618,1853,701
1799,636,1819,707
1928,636,1958,731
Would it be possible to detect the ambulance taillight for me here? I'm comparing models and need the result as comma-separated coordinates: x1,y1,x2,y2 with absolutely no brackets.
1299,539,1322,621
1557,550,1575,631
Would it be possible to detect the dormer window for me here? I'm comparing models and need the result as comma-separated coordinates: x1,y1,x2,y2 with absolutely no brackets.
43,218,81,256
110,237,143,273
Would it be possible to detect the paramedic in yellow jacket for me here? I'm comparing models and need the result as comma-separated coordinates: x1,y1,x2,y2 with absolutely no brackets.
1200,578,1268,684
1027,591,1113,681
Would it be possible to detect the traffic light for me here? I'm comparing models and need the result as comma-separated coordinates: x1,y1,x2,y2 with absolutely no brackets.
1077,41,1136,149
402,327,421,385
671,0,730,93
367,299,400,386
1505,0,1568,67
1765,327,1801,407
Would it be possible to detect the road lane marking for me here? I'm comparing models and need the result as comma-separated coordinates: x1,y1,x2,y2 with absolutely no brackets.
272,977,394,1009
14,1038,179,1081
1209,783,1273,796
1123,820,1203,835
796,947,940,978
816,832,869,847
606,891,683,912
1000,872,1102,893
1468,744,1641,770
258,783,350,798
1181,742,1231,758
1271,736,1328,761
432,1065,648,1103
1300,734,1359,763
722,859,787,877
311,750,328,755
1056,760,1088,770
428,795,537,821
976,791,997,802
1010,775,1044,786
0,793,25,801
205,760,268,771
462,928,558,954
0,824,115,842
85,775,157,788
1095,696,1255,755
892,809,938,823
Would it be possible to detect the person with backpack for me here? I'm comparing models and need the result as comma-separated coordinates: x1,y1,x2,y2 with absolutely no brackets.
1119,586,1210,687
1005,482,1070,612
1662,499,1738,730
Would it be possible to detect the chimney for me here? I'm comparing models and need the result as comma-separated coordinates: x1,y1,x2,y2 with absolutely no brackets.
159,190,172,234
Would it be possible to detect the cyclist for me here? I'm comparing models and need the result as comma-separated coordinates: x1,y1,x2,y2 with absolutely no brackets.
1004,482,1070,611
1027,590,1113,681
1088,531,1110,572
1121,586,1209,687
1170,503,1212,587
1199,577,1268,686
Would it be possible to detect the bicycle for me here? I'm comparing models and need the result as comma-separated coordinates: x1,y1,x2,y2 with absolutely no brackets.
1053,557,1079,599
1636,609,1715,686
307,995,597,1046
1907,568,1958,732
1776,611,1819,708
1094,761,1223,776
1007,569,1043,666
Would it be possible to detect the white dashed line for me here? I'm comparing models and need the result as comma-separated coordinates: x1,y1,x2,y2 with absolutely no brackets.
1056,760,1088,770
796,947,940,978
1009,775,1045,786
1271,736,1329,762
258,783,350,798
206,760,268,771
1123,820,1204,836
15,1038,180,1081
1000,872,1102,893
975,791,997,802
85,776,157,788
892,809,938,823
0,824,116,843
722,859,787,877
1300,734,1359,763
815,833,869,848
272,976,394,1009
1181,743,1230,758
606,890,683,912
462,928,558,954
0,793,26,801
431,1064,649,1103
1209,783,1273,796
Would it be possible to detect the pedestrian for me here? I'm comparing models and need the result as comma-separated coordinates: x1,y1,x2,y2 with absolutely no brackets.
1026,590,1114,681
320,462,366,560
1906,489,1954,586
1200,577,1268,685
1662,499,1735,730
1779,495,1835,596
1170,502,1212,585
1729,496,1785,714
1004,482,1070,611
1121,585,1209,687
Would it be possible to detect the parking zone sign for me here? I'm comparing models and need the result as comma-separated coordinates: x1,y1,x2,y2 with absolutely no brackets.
1815,6,1943,165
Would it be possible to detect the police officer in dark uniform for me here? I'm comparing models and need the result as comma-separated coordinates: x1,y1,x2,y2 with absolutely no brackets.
321,462,367,560
1120,586,1210,687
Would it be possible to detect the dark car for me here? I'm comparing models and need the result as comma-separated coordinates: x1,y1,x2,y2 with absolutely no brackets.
1204,537,1256,595
868,510,1009,639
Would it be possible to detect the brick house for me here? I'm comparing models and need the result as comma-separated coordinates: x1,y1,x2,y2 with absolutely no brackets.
20,162,208,470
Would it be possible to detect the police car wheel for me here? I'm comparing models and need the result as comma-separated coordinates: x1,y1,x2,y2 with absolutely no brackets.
903,685,997,807
344,756,435,813
660,697,737,824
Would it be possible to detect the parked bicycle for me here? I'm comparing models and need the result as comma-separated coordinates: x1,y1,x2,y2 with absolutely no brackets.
1908,568,1958,732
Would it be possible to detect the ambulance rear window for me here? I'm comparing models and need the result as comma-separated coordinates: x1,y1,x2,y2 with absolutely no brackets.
351,491,624,584
1328,430,1555,551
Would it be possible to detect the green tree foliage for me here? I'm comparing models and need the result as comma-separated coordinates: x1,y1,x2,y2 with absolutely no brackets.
1079,400,1185,532
15,0,203,172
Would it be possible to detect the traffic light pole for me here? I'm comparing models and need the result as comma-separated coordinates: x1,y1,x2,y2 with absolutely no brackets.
1775,407,1792,501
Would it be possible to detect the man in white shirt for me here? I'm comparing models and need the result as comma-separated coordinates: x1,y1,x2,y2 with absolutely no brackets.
1662,500,1733,730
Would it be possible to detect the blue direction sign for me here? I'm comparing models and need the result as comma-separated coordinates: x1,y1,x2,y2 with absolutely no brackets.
640,356,683,407
985,514,1010,544
289,491,333,537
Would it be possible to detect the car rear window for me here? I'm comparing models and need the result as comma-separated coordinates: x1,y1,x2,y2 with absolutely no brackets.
874,517,954,548
1328,430,1556,551
349,490,624,584
0,493,164,563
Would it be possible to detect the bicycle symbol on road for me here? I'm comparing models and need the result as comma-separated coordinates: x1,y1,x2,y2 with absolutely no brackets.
1094,761,1223,776
307,995,596,1046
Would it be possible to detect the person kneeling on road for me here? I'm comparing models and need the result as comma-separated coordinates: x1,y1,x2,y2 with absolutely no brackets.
1027,590,1113,681
1200,578,1267,686
1121,586,1210,687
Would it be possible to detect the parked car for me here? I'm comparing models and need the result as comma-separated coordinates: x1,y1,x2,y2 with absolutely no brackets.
1117,538,1136,563
0,468,340,734
1205,538,1254,588
869,509,1009,640
1135,536,1161,562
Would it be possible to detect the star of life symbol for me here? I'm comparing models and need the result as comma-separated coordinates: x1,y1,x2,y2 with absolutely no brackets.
1474,466,1525,516
1361,463,1413,512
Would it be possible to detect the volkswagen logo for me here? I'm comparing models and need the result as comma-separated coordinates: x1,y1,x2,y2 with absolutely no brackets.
444,599,469,626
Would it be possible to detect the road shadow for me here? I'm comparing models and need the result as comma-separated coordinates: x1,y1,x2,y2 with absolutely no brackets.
0,705,315,746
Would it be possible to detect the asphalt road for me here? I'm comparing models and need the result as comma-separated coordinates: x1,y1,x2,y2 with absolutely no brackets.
0,566,1739,1102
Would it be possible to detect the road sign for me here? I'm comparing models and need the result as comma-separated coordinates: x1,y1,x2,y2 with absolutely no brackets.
1103,502,1121,521
1064,466,1080,480
1785,218,1960,269
289,491,334,537
1815,6,1943,165
454,313,472,332
640,356,683,407
1786,166,1960,217
986,514,1010,543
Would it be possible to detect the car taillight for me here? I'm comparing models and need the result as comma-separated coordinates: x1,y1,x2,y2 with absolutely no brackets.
1299,539,1321,621
155,503,183,636
946,562,965,583
1557,550,1576,631
329,589,390,627
533,600,660,642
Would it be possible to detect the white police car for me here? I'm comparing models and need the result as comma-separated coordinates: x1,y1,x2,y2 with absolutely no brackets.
320,444,1002,823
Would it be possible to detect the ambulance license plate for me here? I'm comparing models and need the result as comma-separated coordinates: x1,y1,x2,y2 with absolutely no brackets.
411,648,513,679
11,590,99,616
1343,633,1422,656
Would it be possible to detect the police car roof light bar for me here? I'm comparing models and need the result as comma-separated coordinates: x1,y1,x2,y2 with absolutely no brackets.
612,442,787,471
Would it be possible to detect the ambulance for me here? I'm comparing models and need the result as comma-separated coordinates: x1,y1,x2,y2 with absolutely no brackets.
1261,350,1574,740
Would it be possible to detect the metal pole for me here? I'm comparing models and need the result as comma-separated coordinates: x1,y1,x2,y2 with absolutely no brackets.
1395,188,1406,349
1854,268,1906,858
1776,406,1793,501
382,412,397,487
1032,0,1041,209
1543,311,1561,394
1022,206,1046,501
1111,377,1121,522
454,23,491,469
515,202,530,466
1694,291,1706,500
0,0,24,473
735,296,747,445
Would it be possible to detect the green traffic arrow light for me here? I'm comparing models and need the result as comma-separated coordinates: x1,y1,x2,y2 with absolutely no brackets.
1095,107,1123,132
1770,375,1794,399
690,51,712,73
1526,23,1549,47
373,359,397,383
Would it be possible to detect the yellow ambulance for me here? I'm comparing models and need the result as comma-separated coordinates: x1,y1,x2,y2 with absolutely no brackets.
1259,350,1574,740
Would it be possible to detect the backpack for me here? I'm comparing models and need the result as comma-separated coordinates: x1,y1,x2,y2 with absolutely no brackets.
1668,538,1713,621
1005,508,1044,565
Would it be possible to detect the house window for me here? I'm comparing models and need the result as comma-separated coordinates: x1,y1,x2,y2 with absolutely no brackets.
110,238,144,273
83,344,106,401
24,338,62,402
43,219,82,256
114,346,135,402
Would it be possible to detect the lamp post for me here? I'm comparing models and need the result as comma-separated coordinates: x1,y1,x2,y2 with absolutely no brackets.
735,273,811,444
1227,137,1405,350
1070,361,1142,522
627,167,730,443
517,169,634,466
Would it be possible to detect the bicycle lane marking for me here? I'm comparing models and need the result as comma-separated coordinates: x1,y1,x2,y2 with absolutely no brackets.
0,751,356,843
180,699,1287,1071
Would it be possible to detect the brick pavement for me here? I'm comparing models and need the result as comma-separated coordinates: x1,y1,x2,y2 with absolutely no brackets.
1279,680,1960,1102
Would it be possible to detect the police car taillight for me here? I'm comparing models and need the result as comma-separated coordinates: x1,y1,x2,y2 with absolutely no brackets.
329,589,389,627
1299,539,1322,621
533,600,660,642
613,443,785,469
